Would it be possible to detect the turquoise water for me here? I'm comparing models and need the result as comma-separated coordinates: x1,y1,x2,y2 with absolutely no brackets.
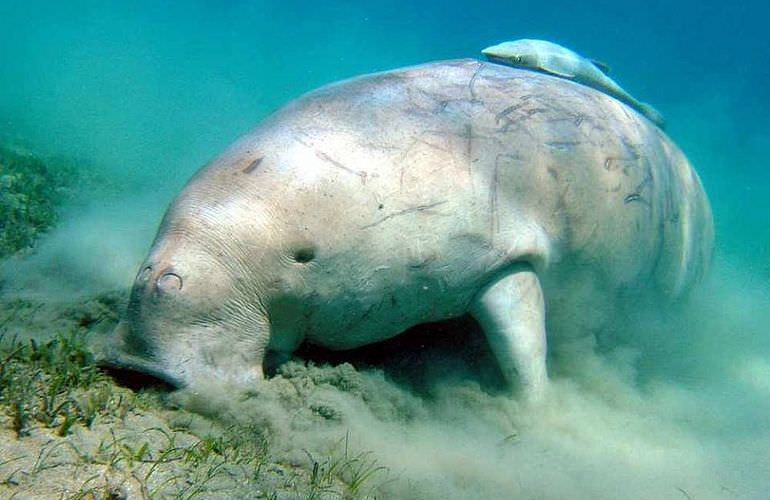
1,1,767,260
1,1,768,498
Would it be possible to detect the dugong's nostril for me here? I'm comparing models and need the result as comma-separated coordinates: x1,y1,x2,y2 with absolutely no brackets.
157,272,183,294
136,265,153,282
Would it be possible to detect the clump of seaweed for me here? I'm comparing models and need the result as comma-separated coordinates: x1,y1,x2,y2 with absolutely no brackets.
0,326,387,498
0,328,270,497
0,145,79,257
302,432,390,499
0,330,119,437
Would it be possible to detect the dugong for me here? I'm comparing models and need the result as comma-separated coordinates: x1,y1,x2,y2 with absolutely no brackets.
104,59,713,401
482,39,666,128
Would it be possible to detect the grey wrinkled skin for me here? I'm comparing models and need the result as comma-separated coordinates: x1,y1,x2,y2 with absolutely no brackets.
103,59,713,401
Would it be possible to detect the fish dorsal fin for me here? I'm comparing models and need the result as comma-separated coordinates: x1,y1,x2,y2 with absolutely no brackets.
590,59,611,74
637,102,666,128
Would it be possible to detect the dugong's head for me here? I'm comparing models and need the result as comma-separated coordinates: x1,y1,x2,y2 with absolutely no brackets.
106,228,267,388
107,245,259,387
102,151,313,388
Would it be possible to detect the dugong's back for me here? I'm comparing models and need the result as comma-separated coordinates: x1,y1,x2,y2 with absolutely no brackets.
239,59,713,301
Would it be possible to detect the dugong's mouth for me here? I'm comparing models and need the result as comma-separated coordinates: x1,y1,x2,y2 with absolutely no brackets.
96,348,185,389
93,320,186,389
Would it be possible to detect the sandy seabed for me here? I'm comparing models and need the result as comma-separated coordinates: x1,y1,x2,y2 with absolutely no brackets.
1,249,769,499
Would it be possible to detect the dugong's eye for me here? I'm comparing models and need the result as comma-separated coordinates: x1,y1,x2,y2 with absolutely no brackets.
157,272,183,294
292,245,316,264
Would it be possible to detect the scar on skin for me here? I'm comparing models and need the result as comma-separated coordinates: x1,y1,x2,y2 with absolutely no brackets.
242,156,264,174
624,193,641,203
624,193,650,206
314,149,367,184
361,201,448,229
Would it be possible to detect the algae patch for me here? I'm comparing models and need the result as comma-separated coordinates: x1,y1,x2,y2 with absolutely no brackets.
0,296,390,499
0,146,80,257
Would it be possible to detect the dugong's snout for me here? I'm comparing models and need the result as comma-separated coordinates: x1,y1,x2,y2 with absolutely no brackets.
104,245,272,389
98,321,187,388
102,309,269,390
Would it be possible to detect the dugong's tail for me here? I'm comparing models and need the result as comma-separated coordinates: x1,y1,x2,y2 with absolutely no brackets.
638,102,666,129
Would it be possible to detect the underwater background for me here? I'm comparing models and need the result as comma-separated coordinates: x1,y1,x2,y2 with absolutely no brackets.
0,0,768,498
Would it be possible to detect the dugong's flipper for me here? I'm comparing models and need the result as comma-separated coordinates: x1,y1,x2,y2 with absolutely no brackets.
470,267,548,402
